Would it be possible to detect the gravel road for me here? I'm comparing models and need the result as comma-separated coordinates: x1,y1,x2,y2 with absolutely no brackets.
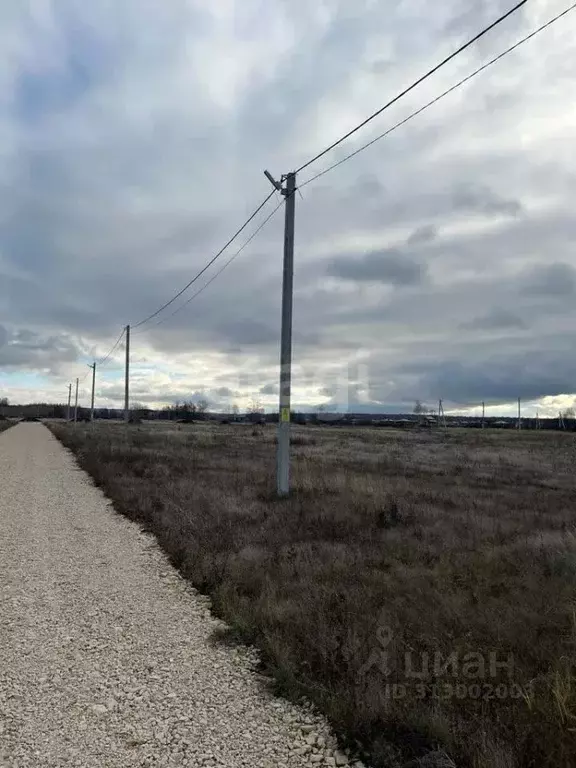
0,424,359,768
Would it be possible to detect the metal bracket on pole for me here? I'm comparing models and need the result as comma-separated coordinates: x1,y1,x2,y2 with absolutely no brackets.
264,169,297,496
264,170,282,192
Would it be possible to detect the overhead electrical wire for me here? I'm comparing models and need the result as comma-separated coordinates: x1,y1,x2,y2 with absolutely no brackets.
96,327,126,367
61,0,576,395
131,190,277,330
143,197,285,331
67,329,125,392
122,0,573,336
300,2,576,190
294,0,529,175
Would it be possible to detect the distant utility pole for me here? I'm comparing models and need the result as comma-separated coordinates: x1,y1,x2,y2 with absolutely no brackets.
559,411,565,431
67,383,72,422
74,378,79,424
517,397,521,431
124,324,130,423
536,410,540,430
481,401,485,429
88,363,96,422
438,399,446,429
265,169,296,496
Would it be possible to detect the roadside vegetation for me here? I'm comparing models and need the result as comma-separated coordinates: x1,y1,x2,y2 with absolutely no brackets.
0,417,15,434
49,421,576,767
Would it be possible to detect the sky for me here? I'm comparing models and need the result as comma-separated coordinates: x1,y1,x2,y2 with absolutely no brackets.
1,0,576,416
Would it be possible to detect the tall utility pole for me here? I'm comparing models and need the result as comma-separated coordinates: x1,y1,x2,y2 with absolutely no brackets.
517,397,521,430
481,401,485,429
88,363,96,422
124,324,130,423
74,378,79,424
438,399,446,429
265,169,296,496
67,383,72,422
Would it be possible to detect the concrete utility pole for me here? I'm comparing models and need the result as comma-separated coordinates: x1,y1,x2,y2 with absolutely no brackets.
265,169,296,496
517,397,521,430
74,378,79,424
124,324,130,423
67,383,72,422
438,399,446,429
88,363,96,422
481,401,485,429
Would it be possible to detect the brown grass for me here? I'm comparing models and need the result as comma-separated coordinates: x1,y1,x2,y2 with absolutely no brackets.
49,422,576,768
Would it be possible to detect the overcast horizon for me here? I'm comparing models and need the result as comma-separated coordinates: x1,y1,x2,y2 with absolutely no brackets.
1,0,576,418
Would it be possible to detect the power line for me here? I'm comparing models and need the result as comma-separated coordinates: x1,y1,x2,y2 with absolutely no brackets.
295,0,529,175
58,0,574,423
131,190,277,330
142,198,285,331
300,2,576,190
62,196,281,391
96,328,126,367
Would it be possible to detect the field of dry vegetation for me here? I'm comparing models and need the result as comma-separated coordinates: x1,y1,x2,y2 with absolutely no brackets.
49,421,576,768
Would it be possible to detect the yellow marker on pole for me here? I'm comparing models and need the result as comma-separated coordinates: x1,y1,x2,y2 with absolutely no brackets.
281,407,290,423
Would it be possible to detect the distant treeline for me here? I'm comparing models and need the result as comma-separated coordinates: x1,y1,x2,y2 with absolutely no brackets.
1,402,575,431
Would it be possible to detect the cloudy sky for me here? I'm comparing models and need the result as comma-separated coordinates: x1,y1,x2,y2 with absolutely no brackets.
1,0,575,416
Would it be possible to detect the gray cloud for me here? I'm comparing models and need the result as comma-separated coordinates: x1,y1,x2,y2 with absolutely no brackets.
451,182,522,218
327,249,426,285
521,263,576,297
213,318,278,347
0,1,574,413
460,308,526,331
260,383,278,395
0,327,81,374
214,386,235,398
406,224,437,246
394,349,576,405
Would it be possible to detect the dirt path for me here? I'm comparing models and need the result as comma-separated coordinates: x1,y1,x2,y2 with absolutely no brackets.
0,424,339,767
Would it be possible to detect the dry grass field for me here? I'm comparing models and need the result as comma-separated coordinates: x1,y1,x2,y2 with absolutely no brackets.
49,421,576,768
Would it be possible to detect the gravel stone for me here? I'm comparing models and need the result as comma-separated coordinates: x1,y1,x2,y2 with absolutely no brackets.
0,424,344,767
